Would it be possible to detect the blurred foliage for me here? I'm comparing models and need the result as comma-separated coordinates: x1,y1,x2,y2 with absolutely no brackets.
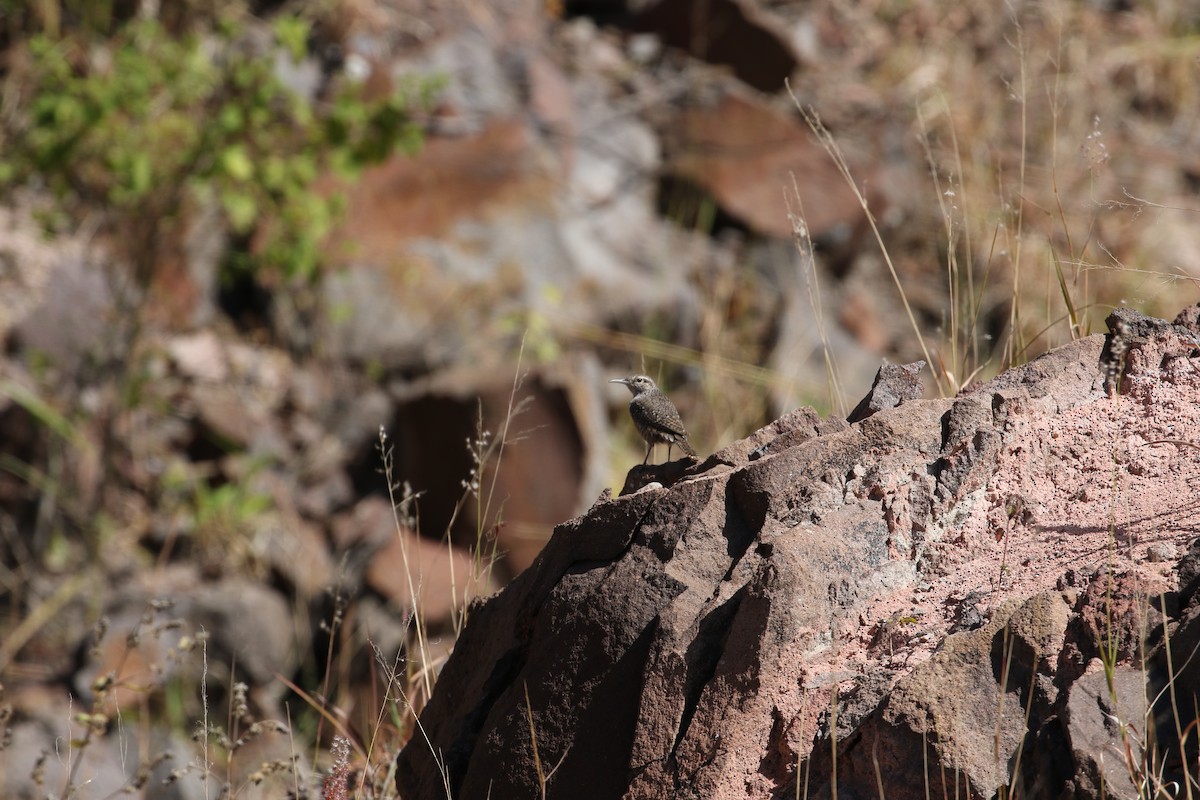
0,6,436,285
160,456,275,576
0,2,440,565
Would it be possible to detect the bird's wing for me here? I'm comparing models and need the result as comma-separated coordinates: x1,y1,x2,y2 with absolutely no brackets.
635,396,688,438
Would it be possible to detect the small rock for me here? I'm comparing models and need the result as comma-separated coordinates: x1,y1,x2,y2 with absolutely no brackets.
1177,538,1200,603
168,330,228,383
950,592,985,633
328,386,393,454
11,254,113,377
296,468,355,519
1146,542,1176,563
844,359,926,424
259,513,334,601
227,342,293,408
627,33,662,63
290,366,330,414
192,384,268,449
1063,667,1146,798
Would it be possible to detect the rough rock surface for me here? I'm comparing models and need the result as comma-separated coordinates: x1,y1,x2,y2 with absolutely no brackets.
846,359,926,423
396,312,1200,799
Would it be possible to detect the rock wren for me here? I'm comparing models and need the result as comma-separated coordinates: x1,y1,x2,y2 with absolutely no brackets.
611,375,698,464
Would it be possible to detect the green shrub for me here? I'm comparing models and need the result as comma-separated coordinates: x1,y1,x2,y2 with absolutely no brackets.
0,10,434,285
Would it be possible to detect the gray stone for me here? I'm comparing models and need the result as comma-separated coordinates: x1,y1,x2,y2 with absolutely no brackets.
10,254,112,376
1063,667,1146,800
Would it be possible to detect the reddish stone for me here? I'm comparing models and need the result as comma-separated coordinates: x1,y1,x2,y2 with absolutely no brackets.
667,88,872,240
397,315,1200,800
326,120,552,262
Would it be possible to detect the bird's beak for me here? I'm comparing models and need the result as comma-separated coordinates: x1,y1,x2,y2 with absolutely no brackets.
610,378,628,385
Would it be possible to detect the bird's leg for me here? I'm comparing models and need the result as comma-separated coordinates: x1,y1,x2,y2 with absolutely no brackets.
643,442,653,465
667,443,674,462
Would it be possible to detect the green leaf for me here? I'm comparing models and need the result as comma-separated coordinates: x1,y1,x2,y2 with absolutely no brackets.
220,190,258,232
220,145,254,181
2,14,437,294
52,95,85,128
273,16,310,62
260,155,286,190
219,105,244,132
129,151,152,195
0,380,79,444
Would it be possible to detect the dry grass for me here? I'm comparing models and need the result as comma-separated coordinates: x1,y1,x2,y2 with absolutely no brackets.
779,0,1200,395
584,1,1200,462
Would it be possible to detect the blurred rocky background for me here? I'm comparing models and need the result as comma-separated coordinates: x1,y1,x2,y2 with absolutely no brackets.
0,0,1196,796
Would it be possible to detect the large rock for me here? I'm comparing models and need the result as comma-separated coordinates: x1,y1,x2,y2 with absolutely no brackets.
396,313,1200,799
314,13,703,376
663,85,871,241
836,591,1071,800
1062,666,1146,800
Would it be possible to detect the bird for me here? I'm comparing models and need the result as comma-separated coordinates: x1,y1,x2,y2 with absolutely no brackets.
610,374,698,464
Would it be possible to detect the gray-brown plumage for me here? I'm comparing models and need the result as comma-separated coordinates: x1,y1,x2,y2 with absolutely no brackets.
611,375,698,464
